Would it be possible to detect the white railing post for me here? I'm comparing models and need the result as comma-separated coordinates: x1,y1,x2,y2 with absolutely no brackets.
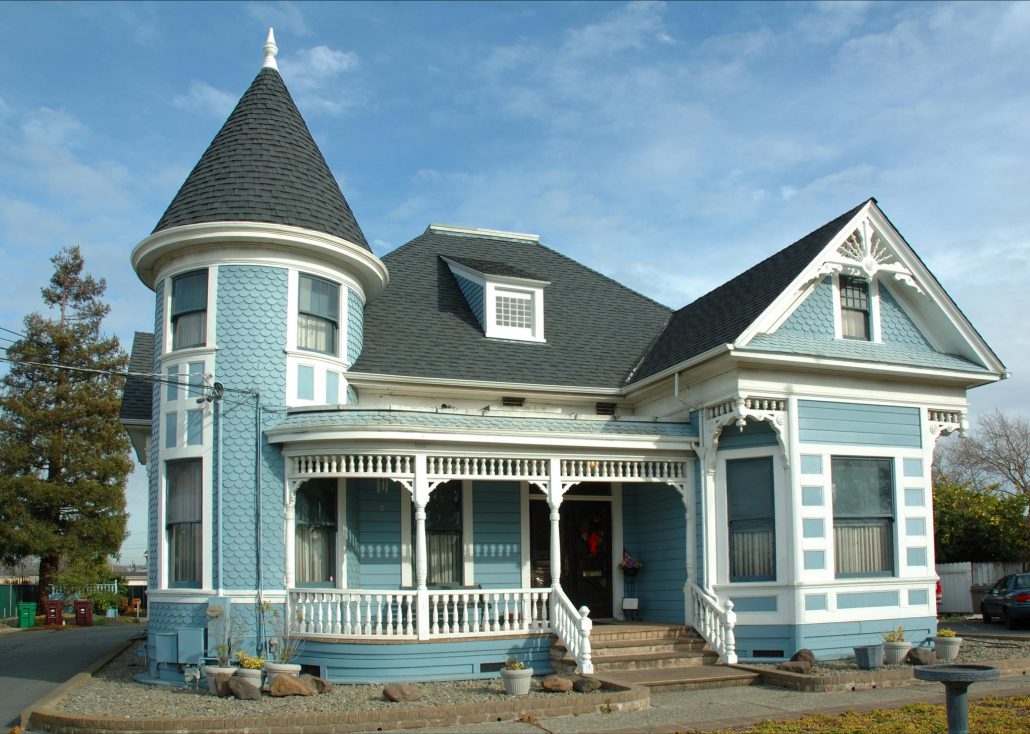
414,455,430,640
722,599,737,665
577,605,594,674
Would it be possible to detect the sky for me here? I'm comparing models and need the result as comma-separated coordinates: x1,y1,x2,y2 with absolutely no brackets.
1,1,1028,566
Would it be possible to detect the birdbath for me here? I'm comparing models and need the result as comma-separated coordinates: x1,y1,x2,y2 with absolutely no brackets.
913,664,999,734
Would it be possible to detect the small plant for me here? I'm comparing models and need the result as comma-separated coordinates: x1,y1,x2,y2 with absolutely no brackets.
503,657,525,670
882,626,906,643
259,601,304,663
207,603,245,667
936,628,958,637
618,550,643,572
234,650,265,669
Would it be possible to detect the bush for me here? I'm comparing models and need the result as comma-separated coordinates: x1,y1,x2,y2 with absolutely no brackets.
90,590,126,614
933,477,1030,563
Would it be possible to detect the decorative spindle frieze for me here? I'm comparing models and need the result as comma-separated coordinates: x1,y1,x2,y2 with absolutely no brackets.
927,407,966,444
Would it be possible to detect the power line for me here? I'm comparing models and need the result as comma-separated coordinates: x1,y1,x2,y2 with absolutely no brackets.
0,326,26,338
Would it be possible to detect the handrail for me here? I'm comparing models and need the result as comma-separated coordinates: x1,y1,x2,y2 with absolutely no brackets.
550,585,593,674
688,582,737,664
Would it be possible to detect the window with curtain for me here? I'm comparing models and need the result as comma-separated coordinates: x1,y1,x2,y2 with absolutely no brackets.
413,481,463,586
840,275,870,340
171,270,208,350
166,459,202,587
298,274,339,355
832,457,894,577
726,456,776,582
295,479,337,587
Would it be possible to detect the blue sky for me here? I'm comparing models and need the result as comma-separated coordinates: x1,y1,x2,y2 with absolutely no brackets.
1,1,1028,565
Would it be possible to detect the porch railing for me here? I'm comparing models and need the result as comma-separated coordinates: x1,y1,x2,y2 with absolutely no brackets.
688,582,737,664
550,586,593,674
291,588,553,641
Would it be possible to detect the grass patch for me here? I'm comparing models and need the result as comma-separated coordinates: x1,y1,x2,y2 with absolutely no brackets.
683,696,1029,733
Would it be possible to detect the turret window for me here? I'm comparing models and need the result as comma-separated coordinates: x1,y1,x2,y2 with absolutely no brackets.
171,270,208,350
298,274,339,355
840,276,870,341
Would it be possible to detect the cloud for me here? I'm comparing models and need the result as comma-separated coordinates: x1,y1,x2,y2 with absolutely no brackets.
562,1,672,60
173,81,238,119
246,1,310,37
278,45,362,115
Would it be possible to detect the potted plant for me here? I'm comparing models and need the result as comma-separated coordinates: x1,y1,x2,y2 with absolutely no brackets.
203,604,243,694
933,627,962,661
234,650,265,689
618,550,643,578
882,626,912,665
260,601,304,686
500,657,533,696
853,643,884,670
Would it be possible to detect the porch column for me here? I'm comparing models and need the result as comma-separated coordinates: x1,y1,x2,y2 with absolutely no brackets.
547,457,563,589
414,455,430,639
284,496,296,589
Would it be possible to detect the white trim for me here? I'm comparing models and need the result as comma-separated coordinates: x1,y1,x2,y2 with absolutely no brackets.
335,477,345,589
347,370,626,398
400,488,413,587
429,224,540,243
869,277,882,343
611,481,624,620
519,482,531,589
462,479,474,587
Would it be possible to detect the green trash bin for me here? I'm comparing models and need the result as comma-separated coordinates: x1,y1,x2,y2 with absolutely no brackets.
18,601,37,628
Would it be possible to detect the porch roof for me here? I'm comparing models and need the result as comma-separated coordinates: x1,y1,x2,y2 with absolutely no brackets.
266,408,697,440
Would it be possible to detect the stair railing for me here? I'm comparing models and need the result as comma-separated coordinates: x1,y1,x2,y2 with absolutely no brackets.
550,585,593,674
688,582,737,664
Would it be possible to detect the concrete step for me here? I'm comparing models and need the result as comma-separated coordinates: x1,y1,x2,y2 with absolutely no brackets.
553,649,719,673
596,665,761,692
587,624,701,642
551,637,706,657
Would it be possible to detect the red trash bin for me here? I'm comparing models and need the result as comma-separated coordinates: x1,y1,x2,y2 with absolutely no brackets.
74,599,93,626
42,599,64,626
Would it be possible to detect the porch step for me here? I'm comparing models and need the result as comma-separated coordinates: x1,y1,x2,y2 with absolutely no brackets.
551,637,706,659
551,623,720,674
596,665,761,692
555,650,719,673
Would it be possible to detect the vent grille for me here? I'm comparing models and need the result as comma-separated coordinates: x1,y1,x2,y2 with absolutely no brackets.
502,396,525,407
595,402,617,416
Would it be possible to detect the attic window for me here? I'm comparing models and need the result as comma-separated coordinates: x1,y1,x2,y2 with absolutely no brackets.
441,256,548,343
840,276,870,341
495,290,533,331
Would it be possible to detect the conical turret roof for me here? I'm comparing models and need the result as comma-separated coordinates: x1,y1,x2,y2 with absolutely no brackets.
153,63,369,249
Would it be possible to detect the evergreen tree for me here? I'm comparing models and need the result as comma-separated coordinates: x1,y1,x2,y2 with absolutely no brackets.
0,247,132,602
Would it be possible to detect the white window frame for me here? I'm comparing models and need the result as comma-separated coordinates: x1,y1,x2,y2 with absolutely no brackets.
484,282,545,342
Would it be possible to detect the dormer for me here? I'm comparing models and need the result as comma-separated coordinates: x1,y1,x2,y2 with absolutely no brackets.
440,244,550,343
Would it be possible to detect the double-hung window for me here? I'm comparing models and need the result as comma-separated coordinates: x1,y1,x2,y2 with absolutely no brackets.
726,457,776,582
171,270,208,350
295,479,337,586
413,481,463,586
166,459,202,587
832,457,895,577
298,275,339,355
840,275,870,340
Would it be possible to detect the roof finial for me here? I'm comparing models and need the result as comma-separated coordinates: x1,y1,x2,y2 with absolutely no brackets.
263,28,278,70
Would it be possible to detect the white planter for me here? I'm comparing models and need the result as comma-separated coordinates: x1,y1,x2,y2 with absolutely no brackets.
263,661,302,689
501,667,533,696
934,636,962,661
204,665,237,694
234,667,264,690
883,641,912,666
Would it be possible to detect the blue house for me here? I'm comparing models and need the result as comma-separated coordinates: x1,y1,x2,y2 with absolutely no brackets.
120,32,1006,685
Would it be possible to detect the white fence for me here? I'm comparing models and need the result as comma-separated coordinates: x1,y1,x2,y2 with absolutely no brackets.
936,561,1027,614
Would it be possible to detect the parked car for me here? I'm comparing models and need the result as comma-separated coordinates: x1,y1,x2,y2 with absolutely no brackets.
980,573,1030,629
936,577,943,609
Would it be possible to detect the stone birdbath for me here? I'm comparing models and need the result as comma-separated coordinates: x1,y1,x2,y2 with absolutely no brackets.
913,664,999,734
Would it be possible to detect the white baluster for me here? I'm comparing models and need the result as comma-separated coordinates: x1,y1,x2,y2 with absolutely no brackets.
363,594,372,635
472,593,481,633
343,594,353,635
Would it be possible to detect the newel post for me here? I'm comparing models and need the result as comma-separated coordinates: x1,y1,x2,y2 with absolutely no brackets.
577,605,594,674
723,599,737,664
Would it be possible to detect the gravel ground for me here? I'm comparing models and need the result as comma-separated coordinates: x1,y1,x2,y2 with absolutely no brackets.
56,642,613,718
753,636,1030,675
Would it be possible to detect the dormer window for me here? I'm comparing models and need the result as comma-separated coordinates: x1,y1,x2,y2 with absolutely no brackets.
494,288,534,333
171,270,208,350
840,275,870,341
298,274,339,355
442,255,548,343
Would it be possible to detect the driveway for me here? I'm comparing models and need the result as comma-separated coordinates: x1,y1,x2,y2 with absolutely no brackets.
0,623,143,729
938,618,1030,639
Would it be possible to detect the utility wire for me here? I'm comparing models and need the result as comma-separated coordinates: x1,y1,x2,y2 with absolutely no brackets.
0,326,27,338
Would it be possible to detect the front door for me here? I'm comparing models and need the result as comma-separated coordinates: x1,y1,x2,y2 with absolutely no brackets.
561,501,613,618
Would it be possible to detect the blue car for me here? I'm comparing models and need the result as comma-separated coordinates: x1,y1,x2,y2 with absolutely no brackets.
981,573,1030,629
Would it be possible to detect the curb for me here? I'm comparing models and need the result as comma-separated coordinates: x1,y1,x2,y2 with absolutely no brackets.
21,635,145,729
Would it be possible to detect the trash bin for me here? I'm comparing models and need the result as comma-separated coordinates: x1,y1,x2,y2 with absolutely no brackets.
42,599,64,626
17,601,37,628
74,599,93,626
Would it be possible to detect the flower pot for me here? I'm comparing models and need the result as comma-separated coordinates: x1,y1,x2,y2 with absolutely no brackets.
204,665,237,694
883,641,912,666
621,567,640,578
263,661,302,689
500,667,533,696
235,667,263,690
933,636,962,661
853,644,884,670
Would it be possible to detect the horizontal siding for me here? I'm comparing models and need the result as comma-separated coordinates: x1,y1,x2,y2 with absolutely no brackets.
718,419,779,450
472,481,522,588
352,478,402,589
622,483,686,623
735,615,937,661
798,400,921,448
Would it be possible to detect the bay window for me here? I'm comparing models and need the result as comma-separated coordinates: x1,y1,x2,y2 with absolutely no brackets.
726,457,776,582
295,479,337,586
832,456,895,577
171,270,208,350
298,274,339,355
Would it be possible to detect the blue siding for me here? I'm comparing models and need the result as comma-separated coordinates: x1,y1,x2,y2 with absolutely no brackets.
735,615,937,661
325,370,339,404
297,365,314,400
903,458,923,477
472,481,521,588
351,478,402,588
803,551,825,570
297,635,553,683
837,590,900,609
215,265,288,591
907,547,927,567
346,288,363,365
880,286,932,348
730,596,777,613
802,519,824,538
345,483,360,588
906,518,926,536
805,594,827,611
798,400,922,448
777,276,835,338
800,455,823,474
802,486,824,506
717,419,778,450
623,483,686,623
909,589,929,605
147,602,208,679
453,273,486,329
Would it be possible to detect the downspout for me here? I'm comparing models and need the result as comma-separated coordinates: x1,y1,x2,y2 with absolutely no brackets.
215,393,223,595
254,391,264,650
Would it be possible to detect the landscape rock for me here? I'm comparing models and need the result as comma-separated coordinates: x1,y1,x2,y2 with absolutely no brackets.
906,648,937,666
301,674,333,694
212,672,234,698
383,683,423,702
573,677,602,693
541,675,574,693
776,661,812,674
791,649,816,665
269,674,315,697
228,677,262,701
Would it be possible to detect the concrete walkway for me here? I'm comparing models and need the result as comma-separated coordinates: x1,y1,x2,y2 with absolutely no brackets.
384,675,1029,734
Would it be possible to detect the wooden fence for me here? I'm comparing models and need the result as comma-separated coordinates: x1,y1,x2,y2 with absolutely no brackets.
936,561,1027,614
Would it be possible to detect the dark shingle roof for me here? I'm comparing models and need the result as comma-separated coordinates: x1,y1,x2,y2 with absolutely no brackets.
443,255,548,282
153,68,369,249
352,230,671,389
120,331,154,423
631,200,870,382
